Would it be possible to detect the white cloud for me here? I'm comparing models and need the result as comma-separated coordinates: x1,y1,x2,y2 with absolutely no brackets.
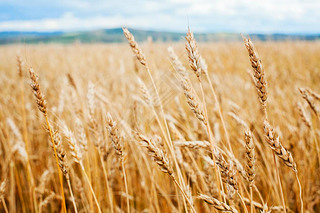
0,12,178,32
0,14,122,31
0,0,319,33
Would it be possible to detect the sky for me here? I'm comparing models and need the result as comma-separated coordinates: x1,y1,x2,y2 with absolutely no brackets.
0,0,319,33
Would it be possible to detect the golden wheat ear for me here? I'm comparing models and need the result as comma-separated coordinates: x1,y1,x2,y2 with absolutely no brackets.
198,194,238,213
264,120,297,171
185,28,202,80
243,37,268,115
106,113,124,160
136,133,174,176
245,130,255,185
29,68,47,114
122,28,147,66
180,78,207,125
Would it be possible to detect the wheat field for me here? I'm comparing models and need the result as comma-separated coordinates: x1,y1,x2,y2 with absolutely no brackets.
0,29,320,213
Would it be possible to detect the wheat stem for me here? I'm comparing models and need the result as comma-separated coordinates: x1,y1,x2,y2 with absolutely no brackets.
295,172,303,213
122,161,130,213
311,128,320,168
249,186,253,213
205,72,233,154
1,196,8,213
99,155,114,213
123,28,188,210
66,178,78,213
273,154,286,213
80,163,102,213
171,177,197,213
45,116,67,213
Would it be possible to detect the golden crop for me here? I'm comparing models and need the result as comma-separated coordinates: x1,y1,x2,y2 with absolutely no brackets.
0,31,319,212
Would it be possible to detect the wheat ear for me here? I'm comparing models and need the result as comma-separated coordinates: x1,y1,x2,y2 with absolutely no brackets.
64,124,102,213
124,28,191,212
305,87,320,101
186,29,235,187
122,28,147,66
299,87,320,118
181,78,207,125
137,133,174,176
297,102,312,128
52,126,78,213
264,120,296,171
214,150,238,192
17,54,24,78
137,133,196,212
199,194,238,213
169,46,207,125
168,46,189,80
106,113,130,213
28,68,67,213
297,96,320,169
174,140,210,149
29,68,47,114
264,119,303,213
17,54,38,211
228,112,249,130
243,37,268,116
185,28,202,80
245,131,255,184
245,130,255,213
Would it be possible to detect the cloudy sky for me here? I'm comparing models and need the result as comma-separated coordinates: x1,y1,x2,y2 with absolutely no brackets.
0,0,319,33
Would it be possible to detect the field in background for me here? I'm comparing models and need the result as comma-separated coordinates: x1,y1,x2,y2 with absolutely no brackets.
1,28,320,44
0,39,320,212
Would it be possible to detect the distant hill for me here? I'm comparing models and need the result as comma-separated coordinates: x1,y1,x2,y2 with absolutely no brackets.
0,28,319,44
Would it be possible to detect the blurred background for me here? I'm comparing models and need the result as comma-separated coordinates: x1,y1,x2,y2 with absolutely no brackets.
0,0,319,44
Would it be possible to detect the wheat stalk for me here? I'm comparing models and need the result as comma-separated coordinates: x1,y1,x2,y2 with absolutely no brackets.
0,178,8,213
106,113,130,213
28,68,67,213
63,123,101,213
123,28,191,212
51,125,78,213
264,119,302,213
136,132,196,212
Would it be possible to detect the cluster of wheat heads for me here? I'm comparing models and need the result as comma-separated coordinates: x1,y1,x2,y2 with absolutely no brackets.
0,32,319,213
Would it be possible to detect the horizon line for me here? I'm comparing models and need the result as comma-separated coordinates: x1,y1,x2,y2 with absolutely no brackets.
0,27,320,35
